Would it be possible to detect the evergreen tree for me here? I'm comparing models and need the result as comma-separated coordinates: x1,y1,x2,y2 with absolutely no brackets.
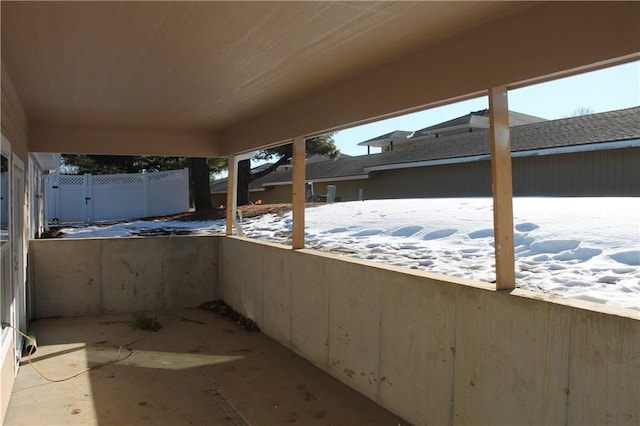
236,133,339,206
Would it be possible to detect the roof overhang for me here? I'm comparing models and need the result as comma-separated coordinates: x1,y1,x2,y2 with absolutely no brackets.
357,139,412,148
364,139,640,173
211,187,265,195
264,174,370,187
30,153,61,171
1,2,639,157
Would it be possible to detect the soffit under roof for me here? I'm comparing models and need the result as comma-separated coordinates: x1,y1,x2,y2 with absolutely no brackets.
2,2,639,157
1,1,530,129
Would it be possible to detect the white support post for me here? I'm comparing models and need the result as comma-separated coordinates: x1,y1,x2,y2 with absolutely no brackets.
51,174,60,224
83,174,92,223
142,170,150,217
489,86,516,290
292,136,306,249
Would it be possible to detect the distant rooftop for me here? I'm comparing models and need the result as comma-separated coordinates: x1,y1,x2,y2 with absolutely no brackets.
358,110,547,148
411,109,546,138
357,130,413,148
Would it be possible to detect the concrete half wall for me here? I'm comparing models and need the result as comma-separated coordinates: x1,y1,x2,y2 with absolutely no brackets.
29,236,220,318
220,237,640,426
28,235,640,424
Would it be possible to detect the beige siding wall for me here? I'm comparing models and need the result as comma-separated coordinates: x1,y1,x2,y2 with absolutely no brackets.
309,180,367,202
254,186,291,204
0,61,29,424
513,147,639,196
210,193,226,207
216,147,639,204
369,161,492,198
1,61,29,158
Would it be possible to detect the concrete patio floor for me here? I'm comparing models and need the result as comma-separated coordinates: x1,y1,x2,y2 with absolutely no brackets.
5,309,406,425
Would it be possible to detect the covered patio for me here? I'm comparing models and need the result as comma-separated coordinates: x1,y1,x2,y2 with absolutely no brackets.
5,308,403,425
2,2,639,425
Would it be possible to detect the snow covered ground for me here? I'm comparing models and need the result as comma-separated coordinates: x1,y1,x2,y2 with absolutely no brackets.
59,198,640,310
59,219,223,239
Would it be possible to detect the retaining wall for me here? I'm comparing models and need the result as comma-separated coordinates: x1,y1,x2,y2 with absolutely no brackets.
220,236,640,426
29,235,640,425
29,236,220,317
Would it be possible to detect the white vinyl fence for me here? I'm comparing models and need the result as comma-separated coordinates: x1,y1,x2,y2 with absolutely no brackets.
46,168,189,224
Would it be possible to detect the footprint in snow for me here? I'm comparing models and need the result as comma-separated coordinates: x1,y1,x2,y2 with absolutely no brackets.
325,227,348,234
391,225,423,237
515,222,540,232
468,229,494,239
514,234,534,247
351,229,382,237
613,267,635,274
423,229,457,240
548,264,568,271
597,275,620,284
532,254,549,262
609,250,640,266
460,248,480,254
553,247,602,262
529,240,580,254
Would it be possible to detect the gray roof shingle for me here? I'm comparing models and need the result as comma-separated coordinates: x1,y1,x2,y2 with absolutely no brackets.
410,109,545,138
357,130,413,146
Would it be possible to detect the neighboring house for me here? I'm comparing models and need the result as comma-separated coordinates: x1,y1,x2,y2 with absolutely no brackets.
409,109,546,140
358,130,413,154
358,110,545,154
211,107,640,205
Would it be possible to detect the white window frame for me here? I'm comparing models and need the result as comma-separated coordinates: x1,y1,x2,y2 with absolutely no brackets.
0,135,13,362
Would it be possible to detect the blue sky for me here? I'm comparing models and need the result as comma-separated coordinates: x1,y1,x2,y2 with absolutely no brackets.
333,61,640,157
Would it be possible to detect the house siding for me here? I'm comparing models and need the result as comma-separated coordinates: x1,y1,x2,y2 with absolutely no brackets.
513,147,639,196
219,147,639,205
1,61,28,158
368,161,492,199
260,185,291,204
0,62,29,425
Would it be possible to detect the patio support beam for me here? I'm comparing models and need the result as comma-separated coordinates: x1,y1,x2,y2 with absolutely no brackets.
292,136,306,249
225,155,236,236
489,86,515,290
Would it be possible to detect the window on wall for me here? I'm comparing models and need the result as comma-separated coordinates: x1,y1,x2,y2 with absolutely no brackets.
1,151,11,328
1,153,7,241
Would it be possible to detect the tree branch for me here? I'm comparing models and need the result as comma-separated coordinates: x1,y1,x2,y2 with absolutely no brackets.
249,155,291,182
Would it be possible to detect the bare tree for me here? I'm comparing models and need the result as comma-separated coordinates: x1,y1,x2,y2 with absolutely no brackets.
571,106,595,117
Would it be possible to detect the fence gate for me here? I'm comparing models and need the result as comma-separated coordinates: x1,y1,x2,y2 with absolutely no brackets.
46,168,189,224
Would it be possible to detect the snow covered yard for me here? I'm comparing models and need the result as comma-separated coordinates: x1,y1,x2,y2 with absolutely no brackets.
59,198,640,310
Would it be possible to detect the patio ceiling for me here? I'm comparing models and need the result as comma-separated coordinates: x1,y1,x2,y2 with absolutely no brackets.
2,1,639,157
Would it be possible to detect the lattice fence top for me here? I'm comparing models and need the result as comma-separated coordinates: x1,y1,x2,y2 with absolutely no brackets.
92,174,143,186
56,169,188,186
58,175,84,186
148,169,188,182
